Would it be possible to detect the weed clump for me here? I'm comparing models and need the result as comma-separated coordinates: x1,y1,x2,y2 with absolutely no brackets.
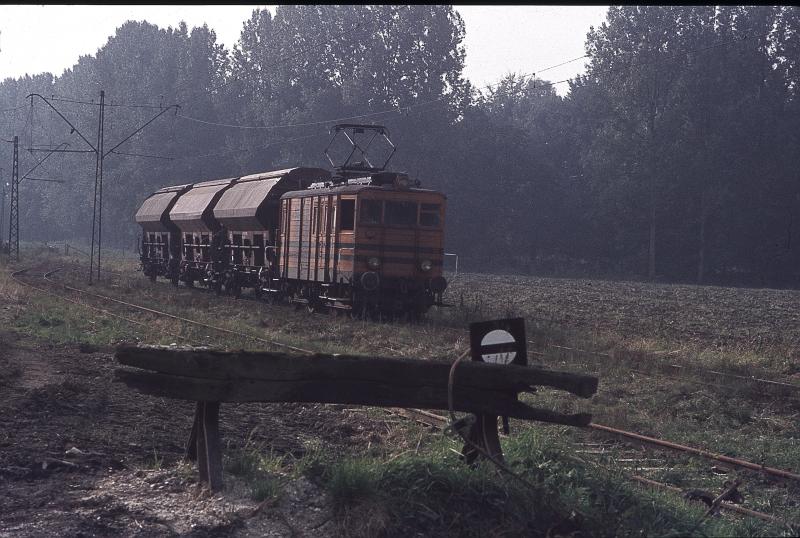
320,429,785,537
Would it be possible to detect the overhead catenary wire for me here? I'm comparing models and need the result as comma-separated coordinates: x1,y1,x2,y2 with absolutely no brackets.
173,27,767,135
2,23,771,141
47,96,167,110
170,132,327,162
173,52,597,133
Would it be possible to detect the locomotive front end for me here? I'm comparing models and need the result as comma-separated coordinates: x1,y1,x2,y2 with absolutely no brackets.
352,174,447,317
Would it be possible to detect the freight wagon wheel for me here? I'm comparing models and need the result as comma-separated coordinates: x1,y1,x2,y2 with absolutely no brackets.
306,299,320,314
349,303,365,320
227,282,241,299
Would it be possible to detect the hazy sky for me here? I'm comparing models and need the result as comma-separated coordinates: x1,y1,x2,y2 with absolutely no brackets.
0,5,609,95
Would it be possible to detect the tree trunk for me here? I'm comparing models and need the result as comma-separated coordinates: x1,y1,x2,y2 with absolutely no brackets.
697,195,707,284
649,183,656,281
647,73,658,282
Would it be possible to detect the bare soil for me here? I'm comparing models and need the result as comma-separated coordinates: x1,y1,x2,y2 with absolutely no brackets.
3,261,800,536
448,272,800,356
0,330,392,537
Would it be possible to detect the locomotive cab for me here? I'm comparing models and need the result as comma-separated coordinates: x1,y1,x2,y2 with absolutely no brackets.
278,171,447,318
352,178,447,316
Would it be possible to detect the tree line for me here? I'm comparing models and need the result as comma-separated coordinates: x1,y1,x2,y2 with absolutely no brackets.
1,5,798,287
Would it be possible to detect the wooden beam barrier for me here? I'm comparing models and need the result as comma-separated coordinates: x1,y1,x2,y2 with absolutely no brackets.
115,345,599,491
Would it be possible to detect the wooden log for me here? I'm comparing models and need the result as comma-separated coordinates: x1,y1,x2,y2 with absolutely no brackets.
115,346,598,399
114,369,593,427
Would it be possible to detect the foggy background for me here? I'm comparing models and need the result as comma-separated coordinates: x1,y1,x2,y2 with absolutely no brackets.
1,5,798,287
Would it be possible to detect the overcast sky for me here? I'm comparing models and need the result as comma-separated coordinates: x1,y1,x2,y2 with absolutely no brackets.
0,5,609,95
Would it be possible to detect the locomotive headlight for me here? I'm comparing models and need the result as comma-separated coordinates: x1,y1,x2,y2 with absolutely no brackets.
420,259,433,272
367,256,381,269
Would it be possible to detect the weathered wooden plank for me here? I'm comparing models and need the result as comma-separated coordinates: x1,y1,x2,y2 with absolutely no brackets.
115,346,598,399
114,369,592,427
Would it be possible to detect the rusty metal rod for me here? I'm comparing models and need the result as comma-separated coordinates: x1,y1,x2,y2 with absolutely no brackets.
395,406,789,525
547,343,800,391
629,475,783,524
590,423,800,482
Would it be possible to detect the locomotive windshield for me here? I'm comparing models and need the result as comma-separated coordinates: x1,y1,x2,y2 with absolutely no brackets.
385,201,417,227
359,199,442,228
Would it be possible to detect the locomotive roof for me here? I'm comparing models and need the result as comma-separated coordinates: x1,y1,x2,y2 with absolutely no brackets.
213,167,330,230
281,183,445,199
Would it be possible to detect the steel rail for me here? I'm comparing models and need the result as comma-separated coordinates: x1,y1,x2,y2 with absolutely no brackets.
389,406,793,524
386,405,800,484
9,268,194,345
547,343,800,391
43,268,313,355
588,423,800,482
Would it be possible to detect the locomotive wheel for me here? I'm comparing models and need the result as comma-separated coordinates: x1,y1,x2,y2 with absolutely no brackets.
350,303,367,320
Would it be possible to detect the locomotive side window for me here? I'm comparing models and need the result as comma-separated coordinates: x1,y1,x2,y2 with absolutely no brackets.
385,201,418,227
360,199,382,224
420,203,441,228
340,199,355,231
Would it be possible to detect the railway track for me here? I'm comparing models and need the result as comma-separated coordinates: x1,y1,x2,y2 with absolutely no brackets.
8,263,798,527
53,258,800,397
387,408,789,525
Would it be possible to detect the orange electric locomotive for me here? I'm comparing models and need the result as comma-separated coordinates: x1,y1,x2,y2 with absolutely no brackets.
135,125,448,318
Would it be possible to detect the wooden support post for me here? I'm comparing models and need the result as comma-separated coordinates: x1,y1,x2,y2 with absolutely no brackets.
462,414,504,465
202,402,223,492
197,405,209,484
185,403,200,462
188,401,223,492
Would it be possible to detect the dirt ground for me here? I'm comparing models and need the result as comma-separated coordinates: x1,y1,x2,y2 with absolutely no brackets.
3,261,800,536
448,272,800,355
0,330,394,537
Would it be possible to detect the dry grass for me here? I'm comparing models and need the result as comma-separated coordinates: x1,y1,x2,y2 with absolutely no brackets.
4,249,799,535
